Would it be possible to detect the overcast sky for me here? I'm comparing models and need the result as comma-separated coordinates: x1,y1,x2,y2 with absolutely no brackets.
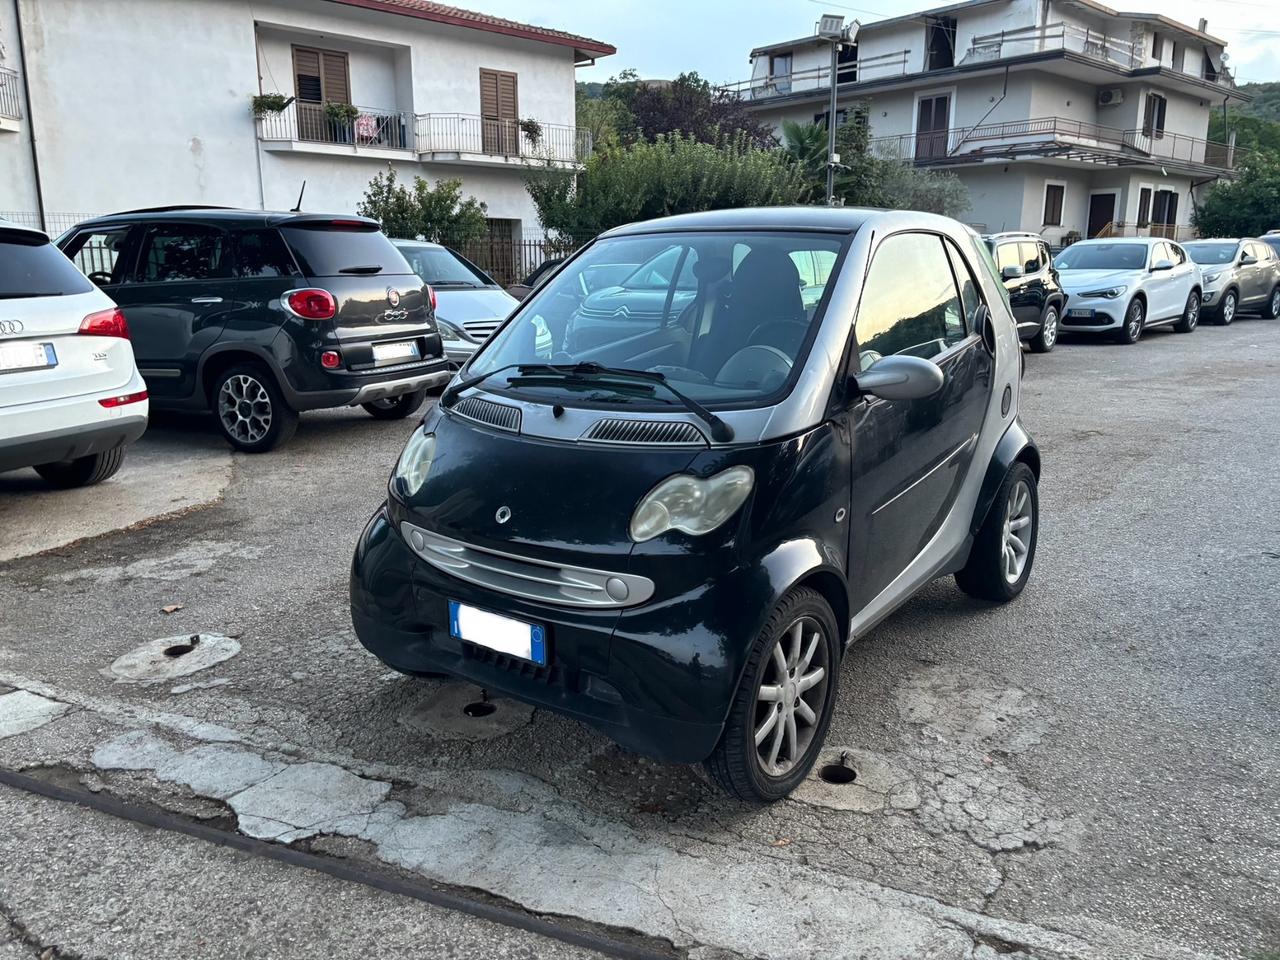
474,0,1279,87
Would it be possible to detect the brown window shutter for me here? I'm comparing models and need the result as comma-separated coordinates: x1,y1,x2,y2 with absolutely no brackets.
294,47,322,102
322,51,350,104
479,69,499,119
497,72,518,120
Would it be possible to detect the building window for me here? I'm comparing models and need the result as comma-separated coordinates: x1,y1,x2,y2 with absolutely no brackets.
1203,54,1218,82
769,52,793,80
1151,189,1178,233
479,68,519,155
1137,187,1153,227
813,108,848,128
293,46,350,104
926,16,956,70
1143,93,1167,139
837,43,858,84
1151,32,1163,63
1042,183,1065,226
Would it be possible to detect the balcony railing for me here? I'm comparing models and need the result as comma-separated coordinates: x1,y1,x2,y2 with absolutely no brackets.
414,114,591,164
0,67,22,121
720,50,911,101
868,116,1239,172
962,21,1139,69
257,101,411,150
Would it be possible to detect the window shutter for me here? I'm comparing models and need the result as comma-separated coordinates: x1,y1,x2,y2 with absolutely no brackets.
1137,188,1152,227
497,72,518,120
479,69,500,119
294,47,322,102
322,51,350,104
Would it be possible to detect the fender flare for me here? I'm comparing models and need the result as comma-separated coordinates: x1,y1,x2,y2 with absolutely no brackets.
971,418,1040,536
195,337,295,406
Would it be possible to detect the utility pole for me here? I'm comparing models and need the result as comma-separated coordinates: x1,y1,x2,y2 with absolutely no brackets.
816,15,860,207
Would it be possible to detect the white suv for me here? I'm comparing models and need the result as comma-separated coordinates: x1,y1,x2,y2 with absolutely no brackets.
1053,238,1203,344
0,222,148,487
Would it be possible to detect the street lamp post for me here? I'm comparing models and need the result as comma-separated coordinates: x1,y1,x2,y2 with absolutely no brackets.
816,14,861,206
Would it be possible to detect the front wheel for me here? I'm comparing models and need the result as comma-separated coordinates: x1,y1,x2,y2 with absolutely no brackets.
1173,290,1200,333
1114,298,1145,344
35,448,127,488
1216,289,1238,325
1262,286,1280,320
213,364,298,453
362,389,428,420
703,587,840,803
1029,304,1059,353
956,462,1039,602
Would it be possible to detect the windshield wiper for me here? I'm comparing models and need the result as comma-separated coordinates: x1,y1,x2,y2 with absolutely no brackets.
440,363,561,405
428,280,482,288
338,264,383,275
512,362,733,442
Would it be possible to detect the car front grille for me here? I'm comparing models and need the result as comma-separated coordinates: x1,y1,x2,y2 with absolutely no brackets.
462,319,502,340
401,523,655,608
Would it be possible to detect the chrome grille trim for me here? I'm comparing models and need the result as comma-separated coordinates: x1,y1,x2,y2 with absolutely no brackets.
401,523,655,608
450,396,522,432
581,418,708,447
462,319,502,340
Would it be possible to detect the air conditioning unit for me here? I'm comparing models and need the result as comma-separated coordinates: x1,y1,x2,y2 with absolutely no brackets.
1098,87,1125,106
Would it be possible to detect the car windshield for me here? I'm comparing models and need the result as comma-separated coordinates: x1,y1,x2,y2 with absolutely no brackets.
466,231,847,406
1183,242,1239,265
395,242,494,287
0,229,94,299
1053,243,1148,271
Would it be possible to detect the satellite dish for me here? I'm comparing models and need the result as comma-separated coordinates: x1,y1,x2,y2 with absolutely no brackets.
1220,51,1230,62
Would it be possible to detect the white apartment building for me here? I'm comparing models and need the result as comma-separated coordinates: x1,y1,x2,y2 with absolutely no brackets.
0,0,613,240
727,0,1249,242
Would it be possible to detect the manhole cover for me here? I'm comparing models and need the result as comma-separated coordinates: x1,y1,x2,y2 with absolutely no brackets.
104,633,240,685
397,684,533,741
463,700,497,718
793,747,921,813
818,762,858,785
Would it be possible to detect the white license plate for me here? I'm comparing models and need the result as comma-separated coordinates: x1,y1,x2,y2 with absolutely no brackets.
449,600,547,666
373,340,420,362
1067,308,1095,318
0,341,56,373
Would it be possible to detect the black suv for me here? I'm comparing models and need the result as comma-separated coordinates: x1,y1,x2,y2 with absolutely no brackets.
983,233,1064,353
57,208,449,452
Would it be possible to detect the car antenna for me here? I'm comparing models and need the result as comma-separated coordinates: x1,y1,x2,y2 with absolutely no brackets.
291,180,306,212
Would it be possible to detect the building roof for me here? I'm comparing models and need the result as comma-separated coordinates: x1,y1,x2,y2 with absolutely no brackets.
327,0,616,62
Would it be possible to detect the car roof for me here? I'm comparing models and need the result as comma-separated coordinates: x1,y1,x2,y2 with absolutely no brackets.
983,231,1043,241
0,219,50,241
69,208,381,230
1068,237,1164,246
600,206,882,237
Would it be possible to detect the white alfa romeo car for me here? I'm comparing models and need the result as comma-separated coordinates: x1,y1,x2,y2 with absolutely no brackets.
0,221,148,487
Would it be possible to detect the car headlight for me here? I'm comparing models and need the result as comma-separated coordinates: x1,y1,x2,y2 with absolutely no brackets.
436,318,473,344
394,429,436,496
629,466,754,542
1203,271,1223,285
1081,285,1127,299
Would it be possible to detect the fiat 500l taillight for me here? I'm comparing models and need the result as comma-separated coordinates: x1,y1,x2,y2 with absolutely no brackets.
78,307,130,339
283,288,337,320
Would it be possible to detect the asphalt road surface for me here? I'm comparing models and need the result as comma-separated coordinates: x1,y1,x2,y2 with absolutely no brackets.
1,318,1277,960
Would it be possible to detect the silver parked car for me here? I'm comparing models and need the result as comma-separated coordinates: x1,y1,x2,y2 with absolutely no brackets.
1182,238,1280,325
393,241,520,365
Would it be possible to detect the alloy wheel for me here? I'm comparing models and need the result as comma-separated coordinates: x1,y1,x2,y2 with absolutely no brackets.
1185,293,1200,329
1126,301,1144,341
754,616,830,777
1042,308,1059,348
1002,479,1034,584
1271,289,1280,317
218,374,273,444
1222,292,1237,324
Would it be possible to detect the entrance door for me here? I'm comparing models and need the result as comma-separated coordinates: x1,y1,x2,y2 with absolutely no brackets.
915,95,950,161
479,68,519,156
1087,193,1115,238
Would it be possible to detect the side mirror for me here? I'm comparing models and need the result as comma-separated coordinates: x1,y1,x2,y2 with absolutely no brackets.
1001,264,1024,280
854,355,945,402
1151,258,1174,272
1240,254,1258,266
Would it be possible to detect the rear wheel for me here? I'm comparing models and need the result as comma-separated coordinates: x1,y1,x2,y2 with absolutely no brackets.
704,587,840,803
956,462,1038,602
361,389,427,420
213,364,297,453
1262,286,1280,320
35,448,127,488
1114,298,1145,344
1173,290,1200,333
1217,289,1238,325
1029,304,1059,353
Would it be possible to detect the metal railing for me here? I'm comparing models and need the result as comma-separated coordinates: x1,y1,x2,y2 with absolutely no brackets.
414,114,590,163
1095,220,1194,241
962,21,1139,69
0,67,22,121
256,101,412,150
719,50,910,100
869,115,1239,171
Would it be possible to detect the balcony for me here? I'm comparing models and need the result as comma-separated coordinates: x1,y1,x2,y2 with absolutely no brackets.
256,101,413,157
720,50,910,101
414,114,591,168
868,116,1240,175
0,67,22,131
961,22,1139,69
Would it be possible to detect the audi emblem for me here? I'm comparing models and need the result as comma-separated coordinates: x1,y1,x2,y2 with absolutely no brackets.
495,505,512,524
386,287,401,308
0,320,24,336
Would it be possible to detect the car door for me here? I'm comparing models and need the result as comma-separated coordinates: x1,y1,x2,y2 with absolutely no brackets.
842,231,994,614
1018,240,1047,320
111,222,236,400
1242,242,1268,304
1149,242,1179,319
59,223,143,310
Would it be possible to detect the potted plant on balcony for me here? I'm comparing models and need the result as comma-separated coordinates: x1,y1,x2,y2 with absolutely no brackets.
518,118,543,149
250,93,291,118
324,101,359,143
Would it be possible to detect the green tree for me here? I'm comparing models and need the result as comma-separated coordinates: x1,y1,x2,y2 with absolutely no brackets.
598,69,776,148
1192,154,1280,237
356,166,488,242
526,132,808,243
1208,112,1280,156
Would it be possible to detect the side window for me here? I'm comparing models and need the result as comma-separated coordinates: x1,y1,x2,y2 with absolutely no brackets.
136,224,231,283
233,229,300,279
1039,242,1052,270
995,242,1021,274
855,233,967,366
1018,241,1042,274
1152,242,1170,266
62,227,136,286
944,240,982,332
1169,243,1186,265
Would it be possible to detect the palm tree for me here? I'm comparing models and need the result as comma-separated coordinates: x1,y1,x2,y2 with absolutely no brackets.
780,120,829,200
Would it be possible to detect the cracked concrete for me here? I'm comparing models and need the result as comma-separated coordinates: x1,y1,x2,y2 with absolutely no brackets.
0,692,68,741
53,540,265,584
793,746,921,813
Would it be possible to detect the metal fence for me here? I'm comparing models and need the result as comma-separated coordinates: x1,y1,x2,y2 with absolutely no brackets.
256,101,412,150
415,114,591,164
439,234,589,286
0,211,100,236
0,67,21,121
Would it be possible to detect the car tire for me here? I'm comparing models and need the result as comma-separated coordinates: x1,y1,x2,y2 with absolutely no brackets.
1114,298,1145,344
956,462,1038,603
213,363,298,453
1173,290,1201,333
1262,285,1280,320
703,586,840,803
1216,289,1238,325
34,447,127,488
1029,304,1059,353
362,389,428,420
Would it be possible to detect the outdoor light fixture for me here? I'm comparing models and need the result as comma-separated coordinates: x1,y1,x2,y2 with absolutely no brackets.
817,13,845,37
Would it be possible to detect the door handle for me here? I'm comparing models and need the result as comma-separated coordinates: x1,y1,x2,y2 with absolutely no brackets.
190,297,223,304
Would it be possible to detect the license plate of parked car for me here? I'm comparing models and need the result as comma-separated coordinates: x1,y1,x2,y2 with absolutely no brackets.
448,600,547,666
372,340,420,363
0,342,56,373
1067,308,1095,318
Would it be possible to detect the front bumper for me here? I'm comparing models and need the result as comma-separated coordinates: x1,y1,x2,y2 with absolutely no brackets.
1059,295,1124,331
1201,286,1225,305
349,505,755,763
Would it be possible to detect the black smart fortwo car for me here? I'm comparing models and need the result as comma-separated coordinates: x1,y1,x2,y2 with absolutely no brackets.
351,208,1041,802
58,208,450,452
